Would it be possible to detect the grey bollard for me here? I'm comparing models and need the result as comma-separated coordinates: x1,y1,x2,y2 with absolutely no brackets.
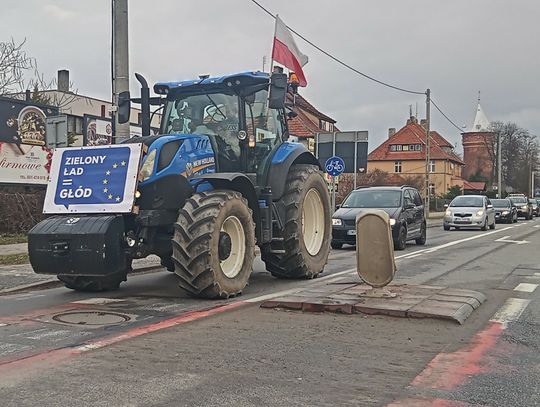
356,210,396,287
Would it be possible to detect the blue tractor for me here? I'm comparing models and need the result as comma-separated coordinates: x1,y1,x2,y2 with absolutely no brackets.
28,71,331,298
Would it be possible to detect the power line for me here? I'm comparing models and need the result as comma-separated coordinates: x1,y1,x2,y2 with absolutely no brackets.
430,98,465,133
249,0,426,96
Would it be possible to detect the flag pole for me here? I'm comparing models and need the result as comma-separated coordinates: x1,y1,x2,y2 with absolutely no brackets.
269,14,278,73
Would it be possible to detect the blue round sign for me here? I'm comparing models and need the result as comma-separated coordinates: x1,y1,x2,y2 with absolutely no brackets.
325,156,345,177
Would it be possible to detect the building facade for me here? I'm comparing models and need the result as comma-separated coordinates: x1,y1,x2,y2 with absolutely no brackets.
368,116,464,197
461,103,494,182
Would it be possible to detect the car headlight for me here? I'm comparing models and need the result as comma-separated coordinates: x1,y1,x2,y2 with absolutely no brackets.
389,219,396,226
445,209,452,216
476,210,484,216
501,210,509,215
332,218,342,226
522,205,528,210
139,149,157,181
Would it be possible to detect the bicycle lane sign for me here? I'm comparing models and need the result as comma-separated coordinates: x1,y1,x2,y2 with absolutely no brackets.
325,156,345,177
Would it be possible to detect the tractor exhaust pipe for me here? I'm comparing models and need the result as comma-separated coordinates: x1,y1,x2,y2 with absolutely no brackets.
135,73,151,138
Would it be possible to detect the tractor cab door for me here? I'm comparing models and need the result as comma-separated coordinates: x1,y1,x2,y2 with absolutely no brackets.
243,89,285,184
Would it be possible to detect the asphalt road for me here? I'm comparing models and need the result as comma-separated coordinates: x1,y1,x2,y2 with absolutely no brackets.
1,218,539,406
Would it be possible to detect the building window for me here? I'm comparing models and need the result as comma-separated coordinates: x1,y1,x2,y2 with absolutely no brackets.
415,144,422,151
429,183,435,196
409,144,415,150
403,145,409,151
396,145,402,151
429,160,435,173
394,161,402,173
450,162,454,170
390,145,396,152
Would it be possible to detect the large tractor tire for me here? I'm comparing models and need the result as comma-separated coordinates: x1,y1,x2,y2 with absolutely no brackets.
58,267,130,292
172,190,256,299
261,164,331,279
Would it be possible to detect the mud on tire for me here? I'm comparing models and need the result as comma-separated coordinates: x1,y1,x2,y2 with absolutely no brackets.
261,164,331,279
172,190,256,299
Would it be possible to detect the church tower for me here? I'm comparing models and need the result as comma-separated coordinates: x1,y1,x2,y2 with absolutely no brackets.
461,96,495,182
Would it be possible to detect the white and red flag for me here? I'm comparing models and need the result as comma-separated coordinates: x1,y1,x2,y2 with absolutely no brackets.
271,15,309,87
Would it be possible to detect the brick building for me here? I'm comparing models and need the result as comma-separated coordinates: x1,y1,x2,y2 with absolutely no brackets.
461,103,495,182
368,116,464,197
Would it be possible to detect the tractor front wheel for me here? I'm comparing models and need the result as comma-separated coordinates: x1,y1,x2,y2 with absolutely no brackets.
262,164,331,279
172,190,256,299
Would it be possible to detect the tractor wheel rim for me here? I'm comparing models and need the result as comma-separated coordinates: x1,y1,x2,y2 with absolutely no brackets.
302,188,325,256
220,215,245,278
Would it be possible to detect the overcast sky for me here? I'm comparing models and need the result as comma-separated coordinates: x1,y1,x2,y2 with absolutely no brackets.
3,0,539,152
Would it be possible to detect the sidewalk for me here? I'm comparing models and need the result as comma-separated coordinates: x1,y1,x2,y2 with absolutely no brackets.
0,255,163,294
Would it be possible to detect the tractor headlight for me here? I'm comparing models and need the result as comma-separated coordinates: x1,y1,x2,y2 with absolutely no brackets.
476,210,484,217
139,149,156,181
332,218,342,226
389,219,396,226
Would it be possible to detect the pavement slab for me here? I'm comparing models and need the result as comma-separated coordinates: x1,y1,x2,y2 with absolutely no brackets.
261,282,486,324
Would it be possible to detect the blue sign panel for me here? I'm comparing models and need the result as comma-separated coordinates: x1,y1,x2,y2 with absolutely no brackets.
44,144,142,214
325,156,345,177
54,147,130,208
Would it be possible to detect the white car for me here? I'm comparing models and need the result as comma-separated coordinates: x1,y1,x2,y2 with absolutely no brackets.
443,195,496,231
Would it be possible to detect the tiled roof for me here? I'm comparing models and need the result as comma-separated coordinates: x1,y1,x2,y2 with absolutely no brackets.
463,180,486,191
288,109,322,138
368,121,464,165
287,92,336,124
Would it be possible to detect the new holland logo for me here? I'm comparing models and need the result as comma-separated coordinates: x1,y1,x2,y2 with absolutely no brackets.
66,217,80,225
185,162,194,177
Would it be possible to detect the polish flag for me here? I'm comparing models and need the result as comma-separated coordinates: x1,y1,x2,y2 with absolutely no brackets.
272,15,309,87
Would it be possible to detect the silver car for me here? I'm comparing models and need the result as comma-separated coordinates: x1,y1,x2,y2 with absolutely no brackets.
443,195,496,231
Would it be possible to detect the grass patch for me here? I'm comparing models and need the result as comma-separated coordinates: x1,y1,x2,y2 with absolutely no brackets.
0,253,30,265
0,234,28,245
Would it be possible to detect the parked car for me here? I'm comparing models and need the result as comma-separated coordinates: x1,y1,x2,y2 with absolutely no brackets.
508,196,533,220
331,185,426,250
443,195,496,231
491,198,518,223
528,198,539,217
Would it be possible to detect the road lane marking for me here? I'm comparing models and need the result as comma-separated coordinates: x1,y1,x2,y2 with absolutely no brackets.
490,298,531,326
495,236,529,244
71,298,126,305
421,227,514,254
0,323,7,327
514,283,538,292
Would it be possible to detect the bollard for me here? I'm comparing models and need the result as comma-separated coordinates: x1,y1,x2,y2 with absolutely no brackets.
356,210,396,288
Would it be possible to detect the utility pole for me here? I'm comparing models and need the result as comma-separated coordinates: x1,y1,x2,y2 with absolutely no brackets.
112,0,130,142
424,89,431,218
497,131,502,198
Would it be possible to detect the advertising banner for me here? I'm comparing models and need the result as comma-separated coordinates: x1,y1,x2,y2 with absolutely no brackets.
0,142,52,185
43,144,142,214
0,96,58,146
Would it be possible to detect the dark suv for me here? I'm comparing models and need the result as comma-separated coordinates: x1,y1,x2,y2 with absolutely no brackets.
331,185,426,250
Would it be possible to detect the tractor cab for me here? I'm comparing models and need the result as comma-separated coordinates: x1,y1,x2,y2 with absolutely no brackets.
155,71,287,181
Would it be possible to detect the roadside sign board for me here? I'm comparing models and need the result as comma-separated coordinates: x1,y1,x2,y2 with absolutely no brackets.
325,156,345,177
43,144,143,214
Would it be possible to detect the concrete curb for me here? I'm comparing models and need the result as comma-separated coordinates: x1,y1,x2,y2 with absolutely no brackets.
0,265,164,296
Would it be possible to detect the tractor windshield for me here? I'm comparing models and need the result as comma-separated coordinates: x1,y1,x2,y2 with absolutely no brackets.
163,93,239,137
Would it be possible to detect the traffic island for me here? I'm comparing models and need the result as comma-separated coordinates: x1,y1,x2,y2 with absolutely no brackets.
260,283,486,324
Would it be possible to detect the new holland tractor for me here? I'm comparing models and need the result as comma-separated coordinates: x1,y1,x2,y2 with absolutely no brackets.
28,71,331,298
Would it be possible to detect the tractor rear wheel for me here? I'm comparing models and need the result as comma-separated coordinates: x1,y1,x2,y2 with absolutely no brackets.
261,164,331,279
172,190,255,299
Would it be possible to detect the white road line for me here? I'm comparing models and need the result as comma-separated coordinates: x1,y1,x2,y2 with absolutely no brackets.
514,283,538,293
534,273,540,277
422,227,514,254
495,236,529,244
490,298,531,326
71,298,126,305
0,323,7,327
244,267,357,303
534,225,540,228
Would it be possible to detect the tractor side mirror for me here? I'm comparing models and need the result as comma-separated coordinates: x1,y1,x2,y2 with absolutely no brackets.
117,91,131,124
268,72,287,109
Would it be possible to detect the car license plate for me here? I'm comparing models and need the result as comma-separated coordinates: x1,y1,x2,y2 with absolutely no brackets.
454,218,470,224
347,229,356,236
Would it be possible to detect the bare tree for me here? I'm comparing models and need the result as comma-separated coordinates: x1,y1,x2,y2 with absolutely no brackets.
0,38,35,96
490,121,539,194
